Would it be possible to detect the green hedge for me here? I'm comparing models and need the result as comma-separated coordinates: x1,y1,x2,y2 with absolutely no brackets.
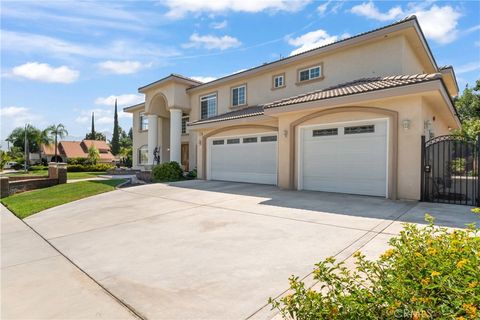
67,164,114,172
67,157,89,165
152,161,183,182
270,212,480,319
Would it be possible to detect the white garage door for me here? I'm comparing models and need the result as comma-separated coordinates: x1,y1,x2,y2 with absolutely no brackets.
300,120,388,197
208,133,278,185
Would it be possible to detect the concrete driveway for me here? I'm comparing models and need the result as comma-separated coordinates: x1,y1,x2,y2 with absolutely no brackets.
23,180,478,319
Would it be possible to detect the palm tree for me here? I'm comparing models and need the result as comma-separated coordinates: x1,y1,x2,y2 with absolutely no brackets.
46,124,68,162
87,145,100,165
35,128,53,162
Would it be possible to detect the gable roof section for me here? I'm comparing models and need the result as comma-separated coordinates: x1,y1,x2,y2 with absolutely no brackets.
186,15,438,93
264,73,442,109
189,105,264,126
82,139,110,151
189,73,455,126
138,73,203,93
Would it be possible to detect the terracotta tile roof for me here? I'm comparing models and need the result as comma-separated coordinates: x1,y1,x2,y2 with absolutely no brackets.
59,141,87,158
188,105,264,126
82,140,109,151
263,73,443,109
41,144,57,155
42,140,115,162
188,73,444,126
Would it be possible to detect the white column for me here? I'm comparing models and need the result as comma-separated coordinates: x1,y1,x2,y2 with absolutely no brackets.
147,114,158,165
169,108,182,164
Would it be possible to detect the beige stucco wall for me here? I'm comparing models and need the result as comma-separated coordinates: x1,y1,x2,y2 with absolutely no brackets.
189,35,427,122
194,94,443,200
131,108,148,169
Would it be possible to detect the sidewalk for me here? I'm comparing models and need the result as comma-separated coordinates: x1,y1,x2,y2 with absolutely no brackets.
1,204,139,320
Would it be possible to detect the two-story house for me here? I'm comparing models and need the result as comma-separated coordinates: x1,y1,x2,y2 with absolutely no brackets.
124,16,460,201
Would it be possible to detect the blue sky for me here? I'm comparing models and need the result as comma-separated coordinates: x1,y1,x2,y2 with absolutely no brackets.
1,0,479,146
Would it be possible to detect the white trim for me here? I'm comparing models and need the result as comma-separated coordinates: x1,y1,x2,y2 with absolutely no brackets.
297,118,389,197
206,131,278,185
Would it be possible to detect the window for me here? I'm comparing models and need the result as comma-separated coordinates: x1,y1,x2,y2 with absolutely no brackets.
200,93,217,119
273,74,285,88
232,85,246,107
227,138,240,144
243,137,257,143
138,145,148,164
344,125,375,135
261,135,277,142
212,139,224,145
313,128,338,137
182,114,189,134
299,65,322,82
139,112,148,131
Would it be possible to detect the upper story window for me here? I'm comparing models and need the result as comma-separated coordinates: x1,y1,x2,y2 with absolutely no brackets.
200,93,217,119
139,112,148,131
299,64,323,82
231,85,246,107
273,74,285,89
182,113,189,134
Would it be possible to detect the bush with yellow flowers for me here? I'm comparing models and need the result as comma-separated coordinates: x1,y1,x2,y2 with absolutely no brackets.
270,211,479,319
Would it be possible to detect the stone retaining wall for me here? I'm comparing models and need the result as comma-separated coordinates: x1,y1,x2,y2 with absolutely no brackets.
0,163,67,198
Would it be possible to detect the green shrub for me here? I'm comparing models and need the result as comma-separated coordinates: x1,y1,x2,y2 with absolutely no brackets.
186,168,197,179
270,213,480,319
152,161,183,182
451,158,466,175
67,164,113,172
67,157,88,165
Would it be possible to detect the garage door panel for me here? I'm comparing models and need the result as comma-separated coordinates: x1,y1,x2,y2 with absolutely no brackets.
301,120,387,197
209,135,277,185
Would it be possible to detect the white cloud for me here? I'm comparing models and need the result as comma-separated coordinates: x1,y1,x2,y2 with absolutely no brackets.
287,29,339,55
98,60,151,74
350,1,403,21
11,62,79,83
350,2,462,44
163,0,311,19
94,94,144,108
210,20,228,29
190,76,217,83
414,5,461,44
456,62,480,74
0,106,46,140
183,33,241,50
317,0,343,15
2,30,180,61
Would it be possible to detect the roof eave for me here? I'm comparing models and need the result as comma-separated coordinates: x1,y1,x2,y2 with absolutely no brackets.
138,74,202,93
123,102,145,113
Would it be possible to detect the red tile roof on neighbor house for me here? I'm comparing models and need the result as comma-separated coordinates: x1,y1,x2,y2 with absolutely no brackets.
188,73,448,126
42,140,115,162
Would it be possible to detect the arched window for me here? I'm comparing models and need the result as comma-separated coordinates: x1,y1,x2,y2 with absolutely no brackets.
138,145,148,164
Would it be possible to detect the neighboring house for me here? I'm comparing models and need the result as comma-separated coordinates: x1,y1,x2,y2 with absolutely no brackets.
124,16,460,201
41,140,116,163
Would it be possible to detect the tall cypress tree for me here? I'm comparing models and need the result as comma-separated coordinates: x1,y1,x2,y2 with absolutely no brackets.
111,99,120,155
91,112,95,137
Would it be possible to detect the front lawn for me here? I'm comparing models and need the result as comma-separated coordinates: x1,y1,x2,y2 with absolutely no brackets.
2,170,107,180
1,179,125,219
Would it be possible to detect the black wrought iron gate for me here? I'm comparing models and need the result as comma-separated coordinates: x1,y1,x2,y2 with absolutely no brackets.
421,135,480,206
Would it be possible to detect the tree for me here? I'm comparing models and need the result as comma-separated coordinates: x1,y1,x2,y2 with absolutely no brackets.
36,128,53,161
453,79,480,139
87,145,100,165
0,150,11,171
85,131,106,141
111,99,120,155
6,125,42,154
46,124,68,162
455,80,480,120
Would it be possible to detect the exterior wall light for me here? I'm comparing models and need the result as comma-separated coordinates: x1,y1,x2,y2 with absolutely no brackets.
402,119,411,130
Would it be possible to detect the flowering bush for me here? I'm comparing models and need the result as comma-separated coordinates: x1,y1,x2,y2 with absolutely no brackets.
270,212,479,319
